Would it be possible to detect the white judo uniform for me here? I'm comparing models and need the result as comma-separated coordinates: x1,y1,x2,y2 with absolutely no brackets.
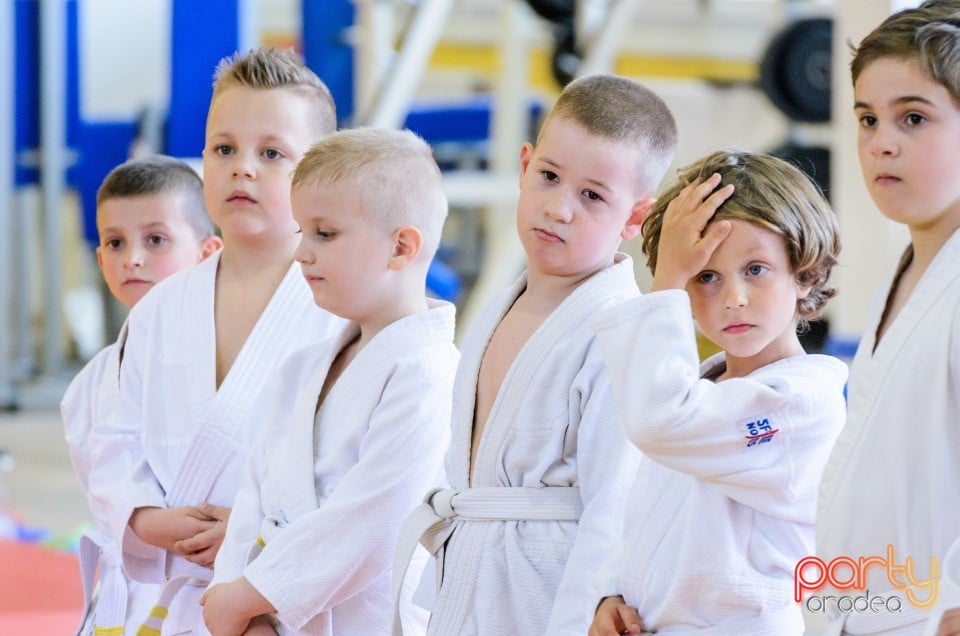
211,300,458,635
818,230,960,635
592,290,847,635
61,323,160,635
88,252,344,635
394,254,642,636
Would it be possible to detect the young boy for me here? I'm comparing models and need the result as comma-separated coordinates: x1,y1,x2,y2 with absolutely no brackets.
589,150,847,635
62,155,222,635
87,48,345,634
391,74,677,635
199,127,458,636
816,2,960,634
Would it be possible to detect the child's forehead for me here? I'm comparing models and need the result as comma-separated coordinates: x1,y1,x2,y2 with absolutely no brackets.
854,55,932,93
207,86,316,135
538,116,629,153
97,193,191,228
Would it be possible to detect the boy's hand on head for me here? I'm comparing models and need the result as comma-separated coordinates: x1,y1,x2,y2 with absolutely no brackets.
651,173,734,293
200,578,275,636
938,608,960,636
130,506,217,552
589,596,644,636
173,502,231,567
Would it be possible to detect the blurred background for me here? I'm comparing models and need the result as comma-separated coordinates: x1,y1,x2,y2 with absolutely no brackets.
0,0,920,630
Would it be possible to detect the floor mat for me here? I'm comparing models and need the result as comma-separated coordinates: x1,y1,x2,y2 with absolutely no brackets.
0,539,82,633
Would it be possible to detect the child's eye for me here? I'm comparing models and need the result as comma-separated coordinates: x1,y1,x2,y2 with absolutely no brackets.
857,114,877,128
104,238,122,249
697,271,717,284
146,234,167,247
905,112,926,126
746,264,768,276
316,230,336,240
541,170,559,183
215,144,234,156
262,148,283,160
582,189,603,202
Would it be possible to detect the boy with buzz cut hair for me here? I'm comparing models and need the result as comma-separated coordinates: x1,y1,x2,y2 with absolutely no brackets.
201,128,458,636
391,74,678,635
63,155,222,636
88,47,345,635
589,150,846,636
816,2,960,634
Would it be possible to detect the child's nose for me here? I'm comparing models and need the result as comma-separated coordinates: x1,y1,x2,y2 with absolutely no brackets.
124,247,145,268
723,280,748,308
544,188,573,223
293,237,312,264
870,123,900,158
231,152,256,179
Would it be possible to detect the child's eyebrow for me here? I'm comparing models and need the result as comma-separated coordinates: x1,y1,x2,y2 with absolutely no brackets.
854,95,936,109
539,157,611,192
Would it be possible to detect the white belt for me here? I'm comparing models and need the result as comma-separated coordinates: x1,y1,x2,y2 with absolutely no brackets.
76,529,129,636
136,555,212,636
390,486,583,636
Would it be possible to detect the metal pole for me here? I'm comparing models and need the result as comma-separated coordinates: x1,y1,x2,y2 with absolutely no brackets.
39,0,66,376
363,0,456,129
576,0,642,78
0,0,16,408
355,0,395,121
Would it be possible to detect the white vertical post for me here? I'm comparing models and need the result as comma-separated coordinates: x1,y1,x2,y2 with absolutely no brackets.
576,0,641,78
457,0,530,333
355,0,395,120
363,0,456,129
39,0,67,375
0,0,16,407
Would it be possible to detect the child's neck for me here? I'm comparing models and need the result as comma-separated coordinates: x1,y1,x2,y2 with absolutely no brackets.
907,224,956,280
719,335,805,381
354,281,429,352
524,260,611,310
218,231,299,279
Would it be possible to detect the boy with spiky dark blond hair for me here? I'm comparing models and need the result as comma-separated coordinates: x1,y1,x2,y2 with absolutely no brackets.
88,48,344,634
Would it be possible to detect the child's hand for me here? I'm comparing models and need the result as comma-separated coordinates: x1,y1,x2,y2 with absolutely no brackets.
129,506,217,552
937,607,960,635
651,172,734,292
174,503,231,567
589,595,644,636
200,578,275,636
241,616,278,636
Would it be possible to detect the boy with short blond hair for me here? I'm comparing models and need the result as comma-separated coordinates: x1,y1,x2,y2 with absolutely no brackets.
63,155,222,636
392,74,677,635
88,48,344,634
201,128,457,636
816,2,960,634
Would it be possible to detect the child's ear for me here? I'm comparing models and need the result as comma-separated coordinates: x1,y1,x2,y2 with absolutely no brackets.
621,197,655,240
95,246,105,272
199,236,224,261
519,142,535,180
388,226,423,270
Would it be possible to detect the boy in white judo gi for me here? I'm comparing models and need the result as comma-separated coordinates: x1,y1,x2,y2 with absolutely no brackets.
62,155,222,635
88,48,345,634
391,74,677,635
199,127,458,636
815,2,960,634
589,150,847,635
